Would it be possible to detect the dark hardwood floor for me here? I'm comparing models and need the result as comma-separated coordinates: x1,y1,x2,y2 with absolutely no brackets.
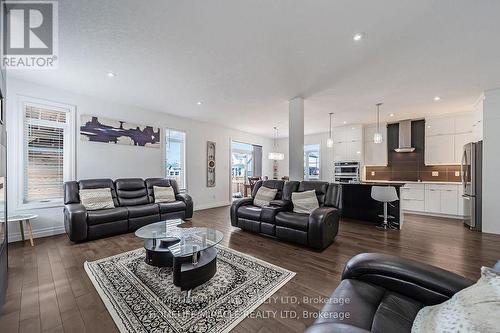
1,207,499,333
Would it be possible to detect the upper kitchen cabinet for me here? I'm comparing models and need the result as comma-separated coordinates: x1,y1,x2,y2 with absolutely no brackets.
364,124,388,166
332,124,363,161
425,112,481,165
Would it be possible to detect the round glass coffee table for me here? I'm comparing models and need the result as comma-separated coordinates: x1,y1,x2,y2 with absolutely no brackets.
135,219,224,291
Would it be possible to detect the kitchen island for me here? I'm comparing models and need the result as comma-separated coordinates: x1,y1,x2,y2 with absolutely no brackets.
340,182,405,229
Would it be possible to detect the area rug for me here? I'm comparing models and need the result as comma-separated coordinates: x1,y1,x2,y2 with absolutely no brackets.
84,245,295,333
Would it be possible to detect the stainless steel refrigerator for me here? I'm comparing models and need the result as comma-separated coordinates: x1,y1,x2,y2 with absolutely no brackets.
461,141,482,231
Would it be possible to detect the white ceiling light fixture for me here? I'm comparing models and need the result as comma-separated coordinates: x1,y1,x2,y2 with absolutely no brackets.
433,96,441,101
268,126,284,160
343,121,347,125
353,32,365,41
374,103,383,144
389,113,395,117
107,71,117,78
327,112,334,148
197,101,203,105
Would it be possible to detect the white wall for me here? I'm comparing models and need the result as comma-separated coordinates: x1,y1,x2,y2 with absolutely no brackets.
482,88,500,235
6,78,273,241
276,132,334,182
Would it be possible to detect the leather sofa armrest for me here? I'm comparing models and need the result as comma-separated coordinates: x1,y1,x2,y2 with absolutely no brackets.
342,253,475,305
230,197,254,226
63,203,88,242
308,206,340,250
175,193,193,219
269,200,292,209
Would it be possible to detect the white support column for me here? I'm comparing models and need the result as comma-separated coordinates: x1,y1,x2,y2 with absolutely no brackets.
289,97,304,180
482,88,500,234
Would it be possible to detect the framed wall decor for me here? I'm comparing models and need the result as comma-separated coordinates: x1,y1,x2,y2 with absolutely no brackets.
80,115,160,148
207,141,216,187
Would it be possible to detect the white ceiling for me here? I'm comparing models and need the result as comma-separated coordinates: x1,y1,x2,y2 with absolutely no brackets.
9,0,500,137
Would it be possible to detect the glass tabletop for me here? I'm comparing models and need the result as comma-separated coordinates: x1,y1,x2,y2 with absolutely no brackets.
135,219,184,239
135,219,224,256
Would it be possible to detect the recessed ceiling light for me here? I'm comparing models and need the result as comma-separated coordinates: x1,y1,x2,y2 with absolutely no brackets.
197,101,203,105
107,71,116,77
353,32,365,41
389,113,395,117
343,121,347,124
433,96,441,101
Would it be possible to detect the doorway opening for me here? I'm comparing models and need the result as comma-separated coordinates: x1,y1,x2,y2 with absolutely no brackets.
231,141,262,198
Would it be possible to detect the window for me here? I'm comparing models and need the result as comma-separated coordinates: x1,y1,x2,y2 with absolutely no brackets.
304,144,320,180
21,97,75,206
165,128,186,191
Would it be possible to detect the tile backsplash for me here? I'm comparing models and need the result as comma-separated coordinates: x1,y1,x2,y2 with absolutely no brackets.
365,120,462,183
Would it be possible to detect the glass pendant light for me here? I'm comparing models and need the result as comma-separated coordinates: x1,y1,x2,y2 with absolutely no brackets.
374,103,383,144
268,127,284,160
326,112,334,148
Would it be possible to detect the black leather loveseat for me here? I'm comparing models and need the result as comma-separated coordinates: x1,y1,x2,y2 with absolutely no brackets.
63,178,193,242
304,253,474,333
230,180,342,250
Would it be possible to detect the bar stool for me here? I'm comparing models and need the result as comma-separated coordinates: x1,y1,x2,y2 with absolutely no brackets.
371,186,399,231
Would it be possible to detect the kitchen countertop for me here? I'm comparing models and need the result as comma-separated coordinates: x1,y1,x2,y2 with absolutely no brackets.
362,180,461,185
334,181,405,186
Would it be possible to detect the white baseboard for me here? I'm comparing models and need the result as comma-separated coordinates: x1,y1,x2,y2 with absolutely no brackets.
194,201,231,211
404,210,465,220
8,225,66,243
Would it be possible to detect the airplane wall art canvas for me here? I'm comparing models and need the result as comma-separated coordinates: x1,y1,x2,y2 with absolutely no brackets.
80,115,160,148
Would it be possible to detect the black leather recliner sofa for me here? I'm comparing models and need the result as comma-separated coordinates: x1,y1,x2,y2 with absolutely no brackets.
230,180,342,250
63,178,193,242
304,253,474,333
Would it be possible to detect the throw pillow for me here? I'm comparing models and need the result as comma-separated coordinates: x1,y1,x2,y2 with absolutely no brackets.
411,266,500,333
253,186,278,207
292,190,319,214
153,186,176,203
79,188,115,210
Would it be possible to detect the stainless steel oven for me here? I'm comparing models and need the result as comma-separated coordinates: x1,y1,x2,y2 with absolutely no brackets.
334,161,360,183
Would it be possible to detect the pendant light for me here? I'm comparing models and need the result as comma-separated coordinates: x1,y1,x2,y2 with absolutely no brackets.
268,127,284,160
326,112,334,148
373,103,383,144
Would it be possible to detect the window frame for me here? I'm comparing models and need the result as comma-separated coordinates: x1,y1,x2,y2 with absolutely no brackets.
163,127,187,193
17,96,76,210
304,143,321,180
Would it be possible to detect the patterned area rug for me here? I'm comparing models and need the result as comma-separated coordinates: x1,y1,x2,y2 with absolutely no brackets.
84,245,295,333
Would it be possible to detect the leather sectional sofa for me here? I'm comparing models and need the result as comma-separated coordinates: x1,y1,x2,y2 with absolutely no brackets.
230,180,342,250
63,178,193,242
305,253,474,333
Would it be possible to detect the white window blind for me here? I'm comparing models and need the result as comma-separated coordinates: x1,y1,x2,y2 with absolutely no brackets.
23,104,68,203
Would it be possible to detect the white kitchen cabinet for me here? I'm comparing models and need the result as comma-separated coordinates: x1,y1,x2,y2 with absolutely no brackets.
425,118,455,136
401,184,425,212
333,142,348,161
440,187,458,215
425,188,441,213
332,124,363,161
425,135,454,165
455,113,476,134
348,141,363,161
454,132,473,164
364,125,388,166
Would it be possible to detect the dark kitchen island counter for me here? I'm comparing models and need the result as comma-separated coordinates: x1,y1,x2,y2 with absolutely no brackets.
338,182,404,229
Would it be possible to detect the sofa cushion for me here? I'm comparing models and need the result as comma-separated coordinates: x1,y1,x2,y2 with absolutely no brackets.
275,211,309,231
158,201,186,213
79,188,115,210
115,178,149,206
145,178,180,202
292,190,319,214
237,205,262,220
87,207,128,226
79,178,119,206
127,203,160,218
153,186,176,203
412,266,500,333
253,186,278,207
